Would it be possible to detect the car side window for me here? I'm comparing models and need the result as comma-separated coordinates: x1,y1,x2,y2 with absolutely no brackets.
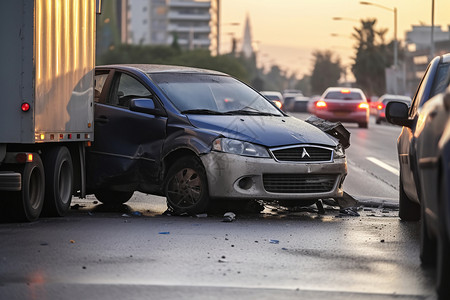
94,72,109,103
409,65,431,118
109,73,152,107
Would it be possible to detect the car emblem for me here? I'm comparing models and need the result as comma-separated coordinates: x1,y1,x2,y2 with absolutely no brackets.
302,148,310,158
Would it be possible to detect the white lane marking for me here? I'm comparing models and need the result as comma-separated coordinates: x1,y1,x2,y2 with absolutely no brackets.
366,157,400,176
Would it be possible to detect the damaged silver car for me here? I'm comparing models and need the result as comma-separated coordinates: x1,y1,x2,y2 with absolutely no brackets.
87,64,348,214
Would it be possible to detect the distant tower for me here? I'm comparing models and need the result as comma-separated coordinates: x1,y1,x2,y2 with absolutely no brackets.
241,13,254,58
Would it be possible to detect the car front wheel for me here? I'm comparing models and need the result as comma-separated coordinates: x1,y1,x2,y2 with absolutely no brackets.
437,175,450,299
94,189,134,205
164,156,209,215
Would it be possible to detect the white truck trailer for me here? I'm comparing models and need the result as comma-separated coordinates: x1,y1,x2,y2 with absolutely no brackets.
0,0,100,221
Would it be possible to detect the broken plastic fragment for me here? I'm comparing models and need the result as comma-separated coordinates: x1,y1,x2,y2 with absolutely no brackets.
158,232,170,235
339,207,360,217
270,239,280,244
222,212,236,222
131,211,142,216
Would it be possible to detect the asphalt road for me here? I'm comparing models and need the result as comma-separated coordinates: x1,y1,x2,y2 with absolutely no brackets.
0,113,440,300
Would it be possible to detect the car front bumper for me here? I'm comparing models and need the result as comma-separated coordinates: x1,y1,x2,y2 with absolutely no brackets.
200,152,347,201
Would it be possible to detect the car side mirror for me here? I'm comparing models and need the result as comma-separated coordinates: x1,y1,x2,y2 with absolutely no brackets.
130,98,167,117
385,101,412,127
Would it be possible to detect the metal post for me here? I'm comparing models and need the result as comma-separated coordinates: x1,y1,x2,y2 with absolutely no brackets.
430,0,435,60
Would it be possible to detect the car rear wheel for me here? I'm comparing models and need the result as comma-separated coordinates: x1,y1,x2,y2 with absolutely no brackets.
358,122,368,129
420,204,437,265
399,175,420,221
437,175,450,299
165,156,209,215
95,189,134,205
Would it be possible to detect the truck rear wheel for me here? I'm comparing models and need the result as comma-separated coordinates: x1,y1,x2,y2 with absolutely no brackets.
42,146,73,217
10,154,45,221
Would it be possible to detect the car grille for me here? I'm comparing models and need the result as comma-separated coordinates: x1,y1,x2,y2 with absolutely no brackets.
270,145,333,162
263,174,337,193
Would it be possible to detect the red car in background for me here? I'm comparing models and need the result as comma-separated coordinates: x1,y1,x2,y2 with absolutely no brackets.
314,87,370,128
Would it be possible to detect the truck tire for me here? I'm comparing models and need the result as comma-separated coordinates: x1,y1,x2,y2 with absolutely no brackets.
42,146,73,217
95,189,134,205
164,156,209,215
11,154,45,221
399,175,420,221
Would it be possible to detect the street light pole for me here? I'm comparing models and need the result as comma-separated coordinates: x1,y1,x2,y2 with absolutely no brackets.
360,1,398,94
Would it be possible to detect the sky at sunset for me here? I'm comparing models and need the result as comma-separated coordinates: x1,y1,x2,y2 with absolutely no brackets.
219,0,450,78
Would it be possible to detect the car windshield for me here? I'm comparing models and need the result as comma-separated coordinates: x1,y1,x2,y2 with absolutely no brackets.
149,72,283,116
325,91,363,100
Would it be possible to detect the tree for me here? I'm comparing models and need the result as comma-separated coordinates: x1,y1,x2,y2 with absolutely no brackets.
310,50,343,95
351,18,389,97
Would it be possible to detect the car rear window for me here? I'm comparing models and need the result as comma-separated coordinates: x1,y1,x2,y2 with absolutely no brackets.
324,91,363,100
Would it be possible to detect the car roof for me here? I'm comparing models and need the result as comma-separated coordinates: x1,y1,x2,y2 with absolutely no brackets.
379,94,411,101
324,87,364,93
260,91,283,96
96,64,227,76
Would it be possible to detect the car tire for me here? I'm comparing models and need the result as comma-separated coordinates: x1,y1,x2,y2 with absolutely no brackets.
399,175,420,221
42,146,73,217
437,175,450,299
375,118,381,124
164,156,209,215
420,204,437,265
95,189,134,205
358,122,368,129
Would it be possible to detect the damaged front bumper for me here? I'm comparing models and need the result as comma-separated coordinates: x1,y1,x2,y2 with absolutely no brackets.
201,151,347,201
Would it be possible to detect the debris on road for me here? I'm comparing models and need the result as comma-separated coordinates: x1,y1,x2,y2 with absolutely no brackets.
338,207,360,217
131,211,142,217
158,231,170,235
121,213,131,218
270,239,280,244
196,213,208,218
334,192,358,208
222,212,236,222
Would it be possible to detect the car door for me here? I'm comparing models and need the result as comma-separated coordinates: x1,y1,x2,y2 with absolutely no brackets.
87,69,167,192
398,58,450,203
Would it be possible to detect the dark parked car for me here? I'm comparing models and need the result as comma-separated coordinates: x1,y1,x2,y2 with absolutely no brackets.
314,87,370,128
387,88,450,299
386,53,450,299
374,94,411,124
87,64,348,214
386,53,450,222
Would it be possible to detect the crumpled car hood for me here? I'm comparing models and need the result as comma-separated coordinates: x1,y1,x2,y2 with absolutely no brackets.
187,115,338,148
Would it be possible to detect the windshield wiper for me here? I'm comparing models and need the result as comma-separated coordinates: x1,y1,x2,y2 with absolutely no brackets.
225,109,280,116
181,109,230,115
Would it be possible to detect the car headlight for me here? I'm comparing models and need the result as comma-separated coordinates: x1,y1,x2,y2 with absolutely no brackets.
212,138,270,158
333,144,345,159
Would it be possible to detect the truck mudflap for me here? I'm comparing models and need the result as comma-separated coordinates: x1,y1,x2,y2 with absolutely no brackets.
0,172,22,191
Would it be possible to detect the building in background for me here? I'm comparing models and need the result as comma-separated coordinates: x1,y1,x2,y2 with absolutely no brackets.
402,25,450,96
97,0,216,55
126,0,213,50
